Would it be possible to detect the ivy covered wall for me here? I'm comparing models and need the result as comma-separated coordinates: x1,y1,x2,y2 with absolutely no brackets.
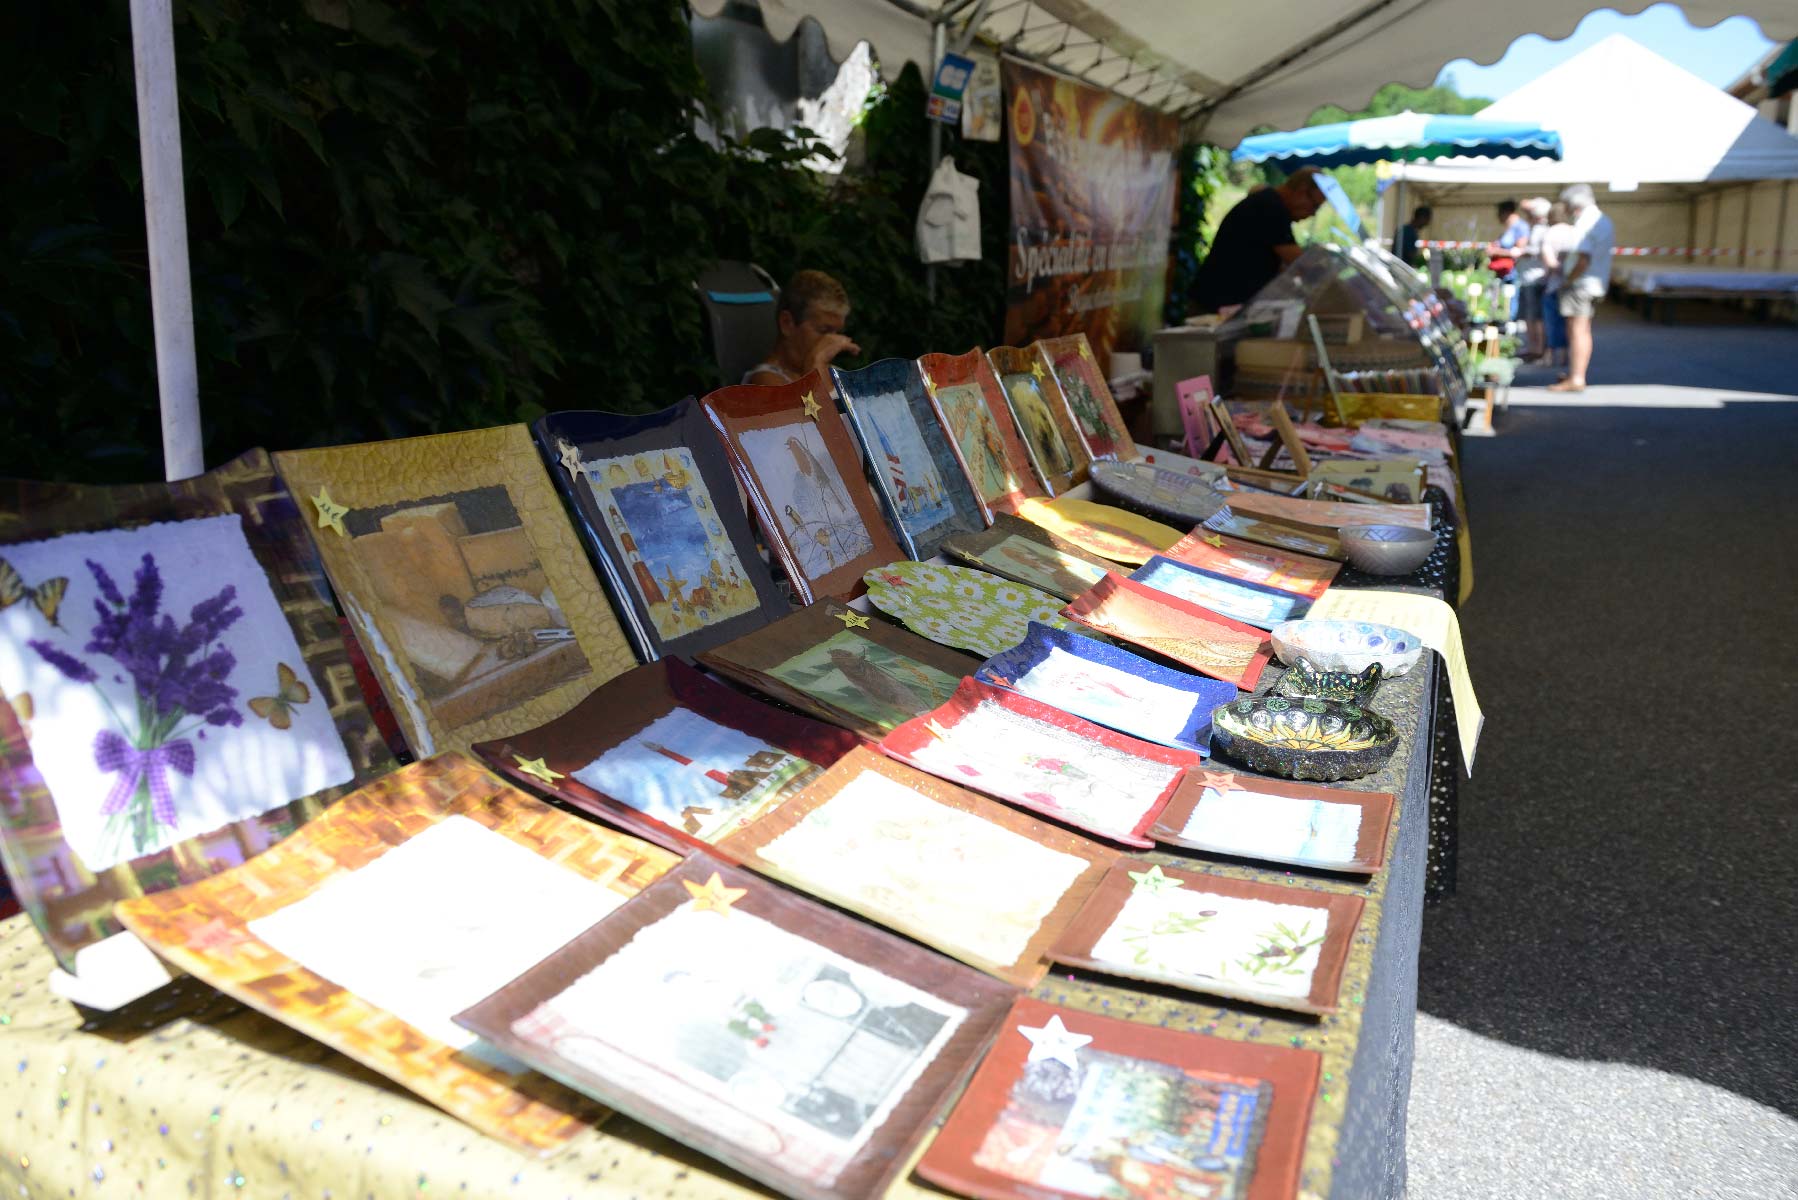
0,0,1007,482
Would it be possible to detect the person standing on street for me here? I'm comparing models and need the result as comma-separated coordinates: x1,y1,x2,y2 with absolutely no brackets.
1549,184,1615,394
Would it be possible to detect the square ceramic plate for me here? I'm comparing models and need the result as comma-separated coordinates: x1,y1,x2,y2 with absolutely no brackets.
0,449,393,978
113,753,678,1155
716,746,1114,987
274,425,638,756
453,853,1017,1200
1130,555,1313,630
1164,528,1341,602
1033,334,1134,463
1015,496,1183,566
699,370,904,605
1047,858,1365,1015
917,995,1320,1200
695,601,977,739
833,357,986,561
976,621,1237,756
878,678,1199,847
917,348,1045,520
533,401,788,662
940,514,1115,602
1151,767,1393,874
986,346,1089,495
1061,574,1273,690
473,657,860,856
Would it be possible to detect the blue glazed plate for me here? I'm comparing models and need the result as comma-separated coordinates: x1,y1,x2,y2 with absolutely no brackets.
976,621,1238,755
1129,555,1313,630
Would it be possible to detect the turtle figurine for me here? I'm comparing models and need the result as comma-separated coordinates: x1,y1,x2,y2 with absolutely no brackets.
1273,659,1382,706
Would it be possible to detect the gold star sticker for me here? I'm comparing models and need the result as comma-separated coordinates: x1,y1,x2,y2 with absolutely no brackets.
1078,339,1094,361
311,488,349,536
683,872,748,915
1127,864,1184,895
924,718,952,740
923,376,939,399
556,439,583,482
833,608,871,629
1202,533,1226,549
1030,361,1045,381
513,755,564,785
801,391,822,420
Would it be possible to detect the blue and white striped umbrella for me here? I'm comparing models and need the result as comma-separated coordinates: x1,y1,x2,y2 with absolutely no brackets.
1233,110,1562,169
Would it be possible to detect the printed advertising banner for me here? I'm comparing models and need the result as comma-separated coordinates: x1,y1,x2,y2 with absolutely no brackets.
1002,59,1180,373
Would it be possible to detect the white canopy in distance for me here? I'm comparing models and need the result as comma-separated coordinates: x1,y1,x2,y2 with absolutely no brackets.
689,0,1798,144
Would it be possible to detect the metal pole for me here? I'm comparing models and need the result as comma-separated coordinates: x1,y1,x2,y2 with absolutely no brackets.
926,19,946,303
128,0,204,482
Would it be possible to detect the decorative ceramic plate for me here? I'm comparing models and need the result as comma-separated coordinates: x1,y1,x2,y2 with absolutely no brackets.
918,995,1320,1200
0,449,393,985
1089,460,1229,527
114,753,677,1155
987,346,1090,495
917,347,1045,521
1151,767,1394,874
696,601,978,739
698,369,904,604
862,561,1087,659
473,658,860,856
940,513,1115,602
879,677,1200,847
533,401,788,663
1130,554,1312,629
1034,334,1133,462
833,357,986,561
1061,574,1272,690
1270,618,1423,677
1164,527,1340,601
1208,696,1399,783
454,853,1017,1200
1015,496,1182,566
1223,489,1433,532
1130,445,1229,480
1048,859,1366,1015
977,621,1236,755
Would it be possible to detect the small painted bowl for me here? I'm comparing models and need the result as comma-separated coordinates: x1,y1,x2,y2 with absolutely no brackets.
1339,524,1435,576
1270,619,1423,677
1209,696,1399,782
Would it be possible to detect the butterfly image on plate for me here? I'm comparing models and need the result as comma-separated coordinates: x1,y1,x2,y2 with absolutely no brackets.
0,557,68,628
248,662,312,730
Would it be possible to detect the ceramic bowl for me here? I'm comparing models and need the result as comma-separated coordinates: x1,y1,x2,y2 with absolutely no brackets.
1209,696,1399,782
1270,619,1423,677
1273,660,1383,705
1339,523,1435,576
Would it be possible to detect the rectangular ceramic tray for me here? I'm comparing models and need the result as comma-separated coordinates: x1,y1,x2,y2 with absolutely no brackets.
1061,574,1273,690
1151,767,1394,874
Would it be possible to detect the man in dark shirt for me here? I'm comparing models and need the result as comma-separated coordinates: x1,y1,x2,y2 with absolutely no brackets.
1396,205,1432,266
1189,167,1326,313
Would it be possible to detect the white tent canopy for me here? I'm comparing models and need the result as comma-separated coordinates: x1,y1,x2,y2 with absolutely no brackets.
1398,34,1798,187
690,1,1798,145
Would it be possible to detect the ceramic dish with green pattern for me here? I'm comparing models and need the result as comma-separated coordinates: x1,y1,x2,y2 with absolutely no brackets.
1208,695,1398,782
861,561,1089,658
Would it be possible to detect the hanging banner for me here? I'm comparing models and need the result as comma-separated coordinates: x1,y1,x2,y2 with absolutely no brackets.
1002,59,1180,374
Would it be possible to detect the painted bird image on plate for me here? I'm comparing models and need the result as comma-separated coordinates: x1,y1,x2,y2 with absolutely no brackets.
739,424,875,578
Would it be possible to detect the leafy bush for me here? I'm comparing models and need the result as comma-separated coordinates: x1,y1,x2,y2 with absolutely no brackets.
0,0,1006,483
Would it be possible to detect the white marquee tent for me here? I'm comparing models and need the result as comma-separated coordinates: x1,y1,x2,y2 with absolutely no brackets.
1392,35,1798,276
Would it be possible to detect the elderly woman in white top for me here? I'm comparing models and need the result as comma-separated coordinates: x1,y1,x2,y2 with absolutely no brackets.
1514,198,1552,361
1538,201,1582,373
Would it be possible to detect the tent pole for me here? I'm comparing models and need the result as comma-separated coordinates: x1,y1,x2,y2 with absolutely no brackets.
926,18,946,302
129,0,204,482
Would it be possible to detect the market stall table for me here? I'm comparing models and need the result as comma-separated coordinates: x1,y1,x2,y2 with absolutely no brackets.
0,651,1436,1200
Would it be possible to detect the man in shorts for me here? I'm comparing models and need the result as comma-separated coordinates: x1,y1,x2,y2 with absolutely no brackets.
1549,184,1615,394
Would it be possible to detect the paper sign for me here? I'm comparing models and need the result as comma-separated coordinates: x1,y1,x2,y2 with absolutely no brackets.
1305,590,1483,773
927,52,975,124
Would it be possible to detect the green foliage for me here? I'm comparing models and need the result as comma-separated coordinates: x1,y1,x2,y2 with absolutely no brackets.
1165,143,1229,325
0,0,1005,483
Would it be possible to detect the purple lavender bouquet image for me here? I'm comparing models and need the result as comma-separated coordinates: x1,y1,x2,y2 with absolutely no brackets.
30,552,244,858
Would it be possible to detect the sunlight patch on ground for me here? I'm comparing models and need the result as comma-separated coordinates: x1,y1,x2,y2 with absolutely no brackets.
1504,385,1798,408
1408,1014,1798,1200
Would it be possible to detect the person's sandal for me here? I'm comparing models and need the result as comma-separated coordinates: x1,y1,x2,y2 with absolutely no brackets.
1546,380,1585,393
